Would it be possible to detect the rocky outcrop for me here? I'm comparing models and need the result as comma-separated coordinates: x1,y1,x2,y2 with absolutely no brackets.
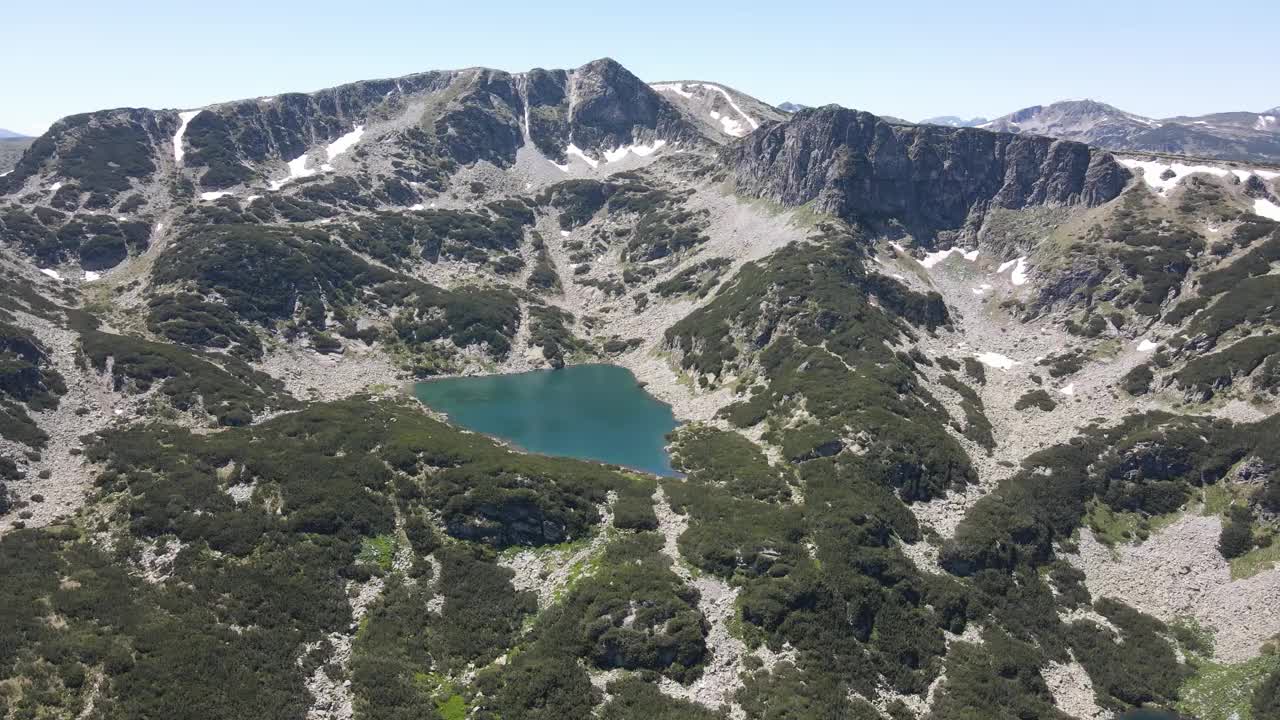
729,105,1130,242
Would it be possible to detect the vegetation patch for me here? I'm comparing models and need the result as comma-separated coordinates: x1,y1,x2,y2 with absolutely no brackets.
81,329,293,425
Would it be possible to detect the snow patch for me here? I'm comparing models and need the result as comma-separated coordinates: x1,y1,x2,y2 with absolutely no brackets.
84,271,101,282
696,83,759,137
974,352,1019,370
921,247,979,268
1059,383,1076,396
1256,115,1277,131
39,268,62,280
652,83,694,99
711,110,748,137
270,155,317,190
1011,257,1030,285
200,191,232,201
1137,339,1159,352
603,139,667,162
1231,168,1280,182
971,283,994,296
997,256,1030,285
1253,198,1280,221
173,110,202,164
325,125,364,161
49,182,63,193
560,230,570,237
565,143,599,168
1118,158,1231,193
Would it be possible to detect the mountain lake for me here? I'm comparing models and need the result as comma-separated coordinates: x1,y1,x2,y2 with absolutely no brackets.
413,363,679,476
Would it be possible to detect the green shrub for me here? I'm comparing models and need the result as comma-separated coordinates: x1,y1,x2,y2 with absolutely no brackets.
1014,389,1057,412
1121,364,1153,395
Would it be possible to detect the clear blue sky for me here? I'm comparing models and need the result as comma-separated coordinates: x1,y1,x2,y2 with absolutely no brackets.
4,0,1276,136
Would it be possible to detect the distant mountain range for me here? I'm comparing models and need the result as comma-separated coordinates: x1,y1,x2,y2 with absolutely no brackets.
924,100,1280,163
0,128,28,139
919,115,988,128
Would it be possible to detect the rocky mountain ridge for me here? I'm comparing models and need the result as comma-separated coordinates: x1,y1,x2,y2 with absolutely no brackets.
1,58,762,207
978,98,1280,163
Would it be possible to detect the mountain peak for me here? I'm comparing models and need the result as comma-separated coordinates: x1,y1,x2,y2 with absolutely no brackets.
0,128,28,139
577,57,627,73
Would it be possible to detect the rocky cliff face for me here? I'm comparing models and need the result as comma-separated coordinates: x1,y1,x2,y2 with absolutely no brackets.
729,105,1129,242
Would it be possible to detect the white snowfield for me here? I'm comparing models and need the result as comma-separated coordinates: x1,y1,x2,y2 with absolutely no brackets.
603,139,666,162
325,125,365,161
921,247,979,268
654,81,758,137
173,110,203,164
996,256,1030,285
49,182,63,192
651,83,694,99
565,143,599,169
1137,339,1159,352
698,83,758,137
974,352,1019,370
39,268,61,280
270,155,318,190
200,191,233,201
1058,383,1076,396
709,110,748,137
557,139,667,170
1254,198,1280,221
1010,257,1029,285
1119,157,1280,194
255,127,364,189
84,271,101,282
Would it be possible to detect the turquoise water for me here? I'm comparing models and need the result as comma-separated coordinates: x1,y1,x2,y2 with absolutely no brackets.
413,364,679,476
